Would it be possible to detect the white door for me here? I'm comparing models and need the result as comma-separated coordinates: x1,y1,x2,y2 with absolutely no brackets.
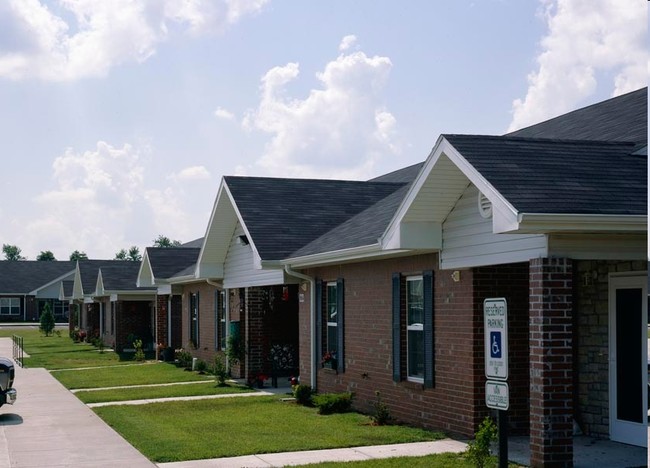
609,274,648,447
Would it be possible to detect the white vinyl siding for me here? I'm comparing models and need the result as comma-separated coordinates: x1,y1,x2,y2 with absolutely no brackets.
441,184,547,269
223,223,285,289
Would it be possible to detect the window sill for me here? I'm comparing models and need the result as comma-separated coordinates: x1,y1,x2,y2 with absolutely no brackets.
321,367,338,375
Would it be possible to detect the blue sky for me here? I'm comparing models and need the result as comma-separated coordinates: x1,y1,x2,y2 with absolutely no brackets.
0,0,646,259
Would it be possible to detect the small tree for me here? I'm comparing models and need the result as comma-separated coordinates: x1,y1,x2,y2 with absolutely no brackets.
465,416,498,468
39,303,56,337
2,244,25,261
114,246,141,261
36,250,56,261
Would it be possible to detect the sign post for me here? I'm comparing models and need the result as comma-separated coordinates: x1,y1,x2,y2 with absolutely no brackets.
484,298,508,468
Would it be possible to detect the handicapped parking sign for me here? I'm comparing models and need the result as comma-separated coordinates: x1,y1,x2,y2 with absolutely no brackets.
484,298,507,380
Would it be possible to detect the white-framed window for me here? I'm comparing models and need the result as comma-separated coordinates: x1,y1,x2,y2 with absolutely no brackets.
406,276,424,382
0,298,20,315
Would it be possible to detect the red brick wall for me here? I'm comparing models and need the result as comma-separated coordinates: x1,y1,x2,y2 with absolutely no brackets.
115,301,153,352
170,295,182,349
473,263,530,435
155,294,169,347
303,253,482,437
228,288,245,378
529,257,573,467
181,283,217,363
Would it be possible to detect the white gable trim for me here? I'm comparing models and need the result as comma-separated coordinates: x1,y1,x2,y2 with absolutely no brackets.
95,270,105,296
28,268,76,296
196,179,264,280
136,249,155,287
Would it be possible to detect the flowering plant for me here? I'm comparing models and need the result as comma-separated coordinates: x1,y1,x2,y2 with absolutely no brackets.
270,344,295,369
321,351,337,366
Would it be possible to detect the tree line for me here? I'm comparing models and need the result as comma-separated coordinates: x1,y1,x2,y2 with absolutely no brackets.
1,235,182,261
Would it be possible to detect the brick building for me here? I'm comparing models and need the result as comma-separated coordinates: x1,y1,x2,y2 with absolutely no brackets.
137,88,645,467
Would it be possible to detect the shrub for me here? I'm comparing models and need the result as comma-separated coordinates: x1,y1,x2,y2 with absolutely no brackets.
195,359,207,374
133,339,145,362
225,335,244,366
292,384,313,406
370,391,391,425
312,392,353,415
213,354,228,386
176,349,193,369
465,416,498,468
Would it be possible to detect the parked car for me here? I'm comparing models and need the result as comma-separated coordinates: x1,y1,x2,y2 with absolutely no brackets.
0,358,17,407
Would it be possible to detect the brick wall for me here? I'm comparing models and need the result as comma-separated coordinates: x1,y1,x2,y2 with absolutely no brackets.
228,288,245,378
474,263,530,435
303,253,483,437
181,283,217,363
529,257,573,467
115,300,153,352
170,295,182,349
574,259,647,438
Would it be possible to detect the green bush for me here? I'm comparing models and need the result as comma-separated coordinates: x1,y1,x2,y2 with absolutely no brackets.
39,303,56,337
292,384,313,406
195,359,207,374
371,390,391,425
312,392,353,415
133,339,145,362
213,354,228,386
465,416,497,468
176,349,193,369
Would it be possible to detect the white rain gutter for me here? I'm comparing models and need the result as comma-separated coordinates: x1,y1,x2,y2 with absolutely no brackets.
284,265,316,389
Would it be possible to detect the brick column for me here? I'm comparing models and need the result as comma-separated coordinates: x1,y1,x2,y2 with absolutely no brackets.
156,295,169,347
246,287,266,379
529,258,573,467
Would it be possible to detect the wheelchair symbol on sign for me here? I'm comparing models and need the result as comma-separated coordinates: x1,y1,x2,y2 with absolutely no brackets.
490,331,501,358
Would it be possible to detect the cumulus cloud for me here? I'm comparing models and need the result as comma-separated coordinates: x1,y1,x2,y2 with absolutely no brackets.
24,141,201,258
214,106,235,120
242,39,399,179
0,0,269,80
339,35,357,52
171,165,211,181
508,0,647,132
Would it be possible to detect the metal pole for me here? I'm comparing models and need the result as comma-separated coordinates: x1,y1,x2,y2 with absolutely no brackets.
498,409,508,468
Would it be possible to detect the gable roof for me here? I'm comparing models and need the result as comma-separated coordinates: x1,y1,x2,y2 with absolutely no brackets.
442,135,645,215
507,87,647,146
97,262,156,294
224,176,407,261
74,260,124,298
369,162,425,183
181,237,204,248
145,247,201,280
0,261,76,294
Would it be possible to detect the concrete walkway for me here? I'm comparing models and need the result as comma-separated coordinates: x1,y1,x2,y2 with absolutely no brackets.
0,338,155,468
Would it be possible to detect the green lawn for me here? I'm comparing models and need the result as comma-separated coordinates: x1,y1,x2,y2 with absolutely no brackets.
75,381,253,403
0,327,127,369
94,396,445,463
299,453,521,467
52,361,214,389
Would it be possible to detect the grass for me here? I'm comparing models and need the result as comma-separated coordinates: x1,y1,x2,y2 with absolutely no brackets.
94,396,445,463
0,327,128,369
298,453,522,467
52,361,214,389
75,381,253,403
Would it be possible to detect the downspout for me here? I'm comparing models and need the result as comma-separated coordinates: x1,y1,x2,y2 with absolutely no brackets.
284,265,316,389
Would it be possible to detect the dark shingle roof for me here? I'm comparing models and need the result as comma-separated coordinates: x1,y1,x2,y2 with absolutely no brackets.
225,176,406,260
181,237,204,248
99,263,155,292
0,261,76,294
507,87,647,145
370,162,424,183
61,280,74,298
145,247,200,280
77,260,124,295
444,134,646,215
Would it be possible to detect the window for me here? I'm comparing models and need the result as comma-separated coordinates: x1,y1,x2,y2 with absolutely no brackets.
0,298,20,315
406,276,424,381
317,278,345,372
393,271,434,388
189,292,199,347
216,290,226,351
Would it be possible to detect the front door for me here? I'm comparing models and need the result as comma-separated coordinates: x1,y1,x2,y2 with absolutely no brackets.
609,274,647,447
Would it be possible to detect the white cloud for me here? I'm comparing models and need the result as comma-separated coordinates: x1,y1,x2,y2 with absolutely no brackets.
339,35,357,52
22,141,202,259
508,0,647,132
0,0,269,80
171,165,211,181
214,106,235,120
242,39,399,179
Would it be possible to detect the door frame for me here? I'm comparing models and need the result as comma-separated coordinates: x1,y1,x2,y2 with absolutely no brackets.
608,273,647,447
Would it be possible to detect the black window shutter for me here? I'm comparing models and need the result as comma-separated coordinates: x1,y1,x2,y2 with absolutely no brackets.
392,272,401,382
196,291,200,347
315,279,322,374
336,278,345,373
423,270,434,388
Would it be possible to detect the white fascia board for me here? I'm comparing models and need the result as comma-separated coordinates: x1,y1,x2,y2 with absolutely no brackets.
136,250,154,287
108,292,156,301
512,213,647,234
157,284,172,295
58,283,66,301
282,243,417,269
381,136,445,250
72,262,84,300
83,296,95,304
94,270,104,297
168,275,203,285
196,178,229,278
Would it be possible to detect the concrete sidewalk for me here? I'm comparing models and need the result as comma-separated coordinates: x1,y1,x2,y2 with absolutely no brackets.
157,440,468,468
0,338,155,468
